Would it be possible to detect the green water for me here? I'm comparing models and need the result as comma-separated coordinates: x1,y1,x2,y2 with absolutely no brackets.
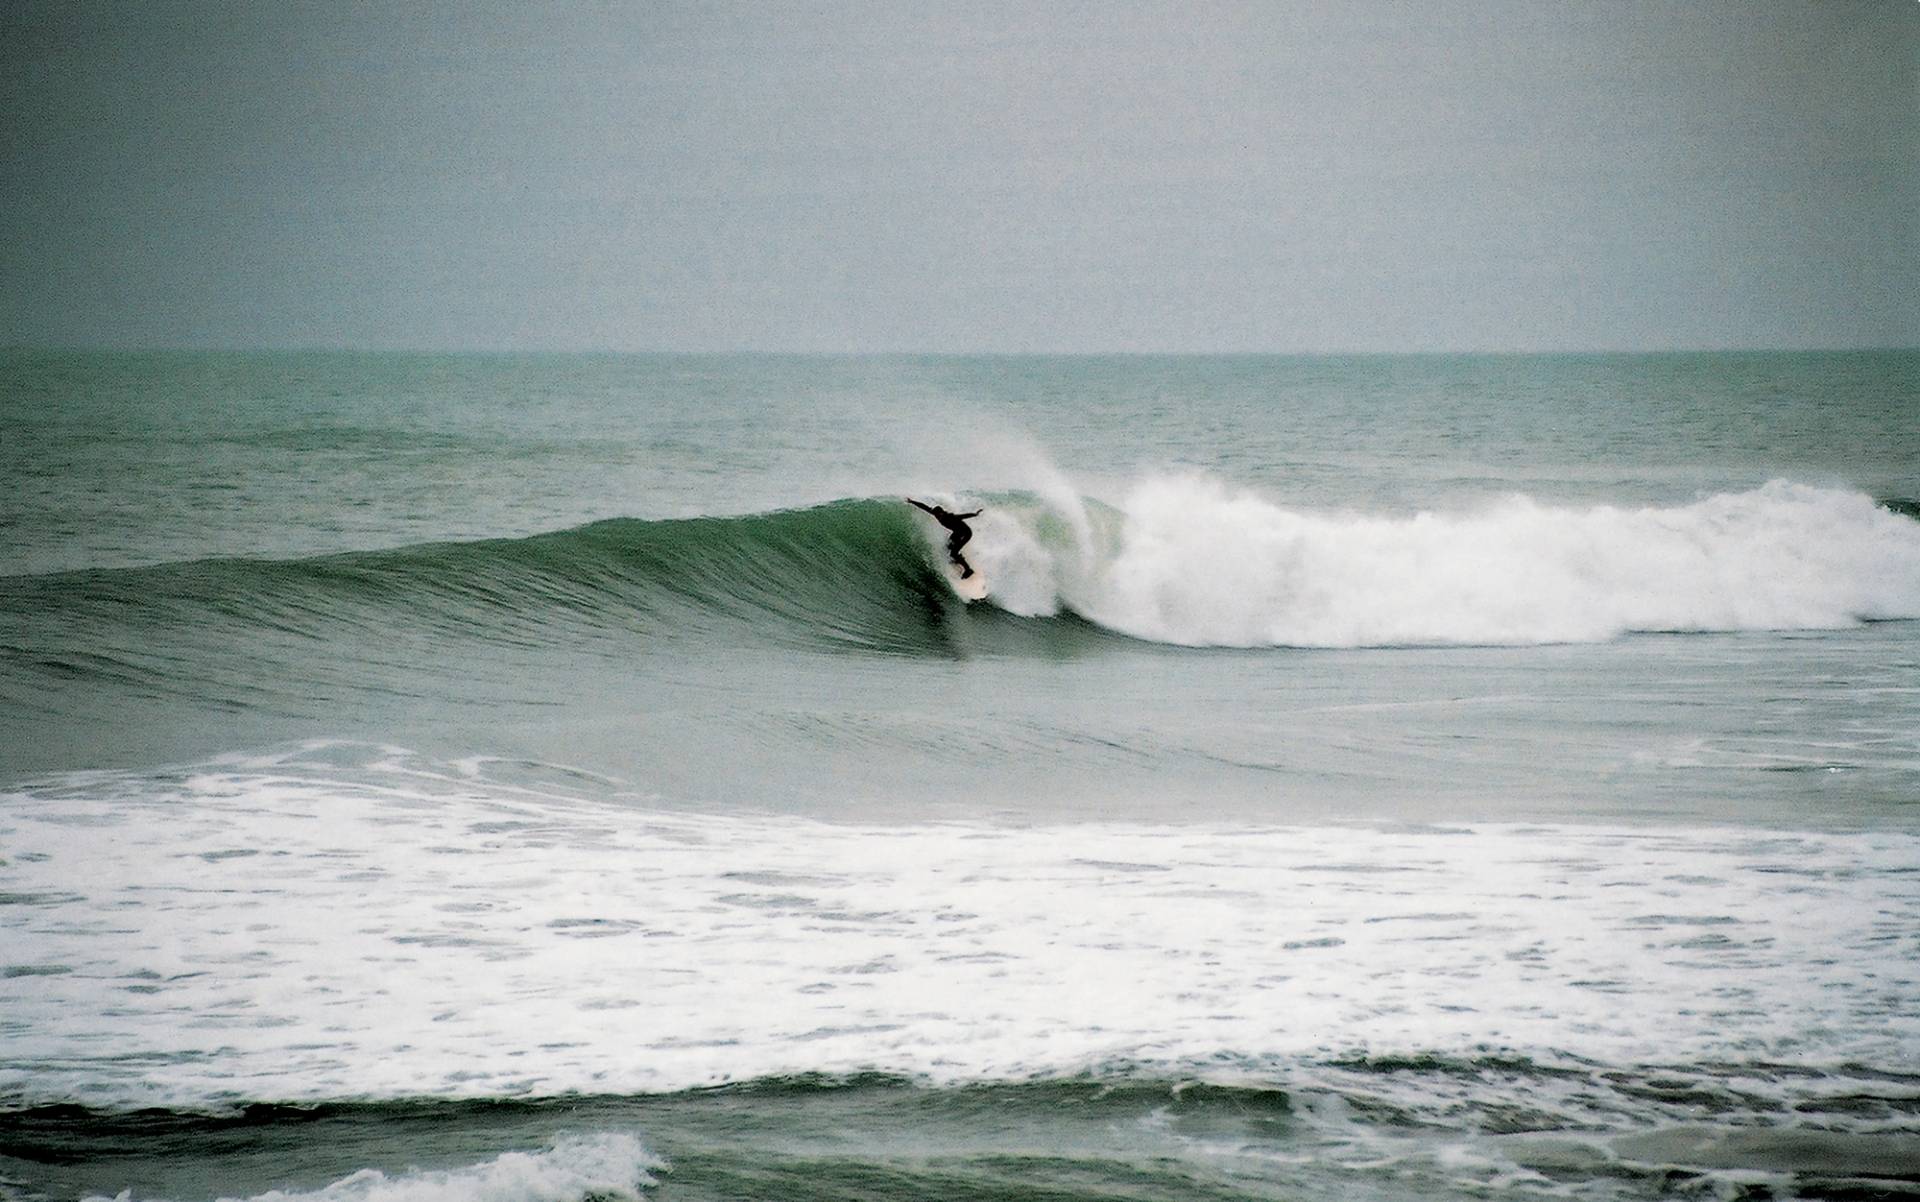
2,350,1918,1201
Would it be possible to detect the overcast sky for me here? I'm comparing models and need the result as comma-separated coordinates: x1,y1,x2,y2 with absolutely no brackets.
2,1,1914,353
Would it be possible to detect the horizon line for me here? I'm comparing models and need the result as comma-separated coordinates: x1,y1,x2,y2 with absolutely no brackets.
5,342,1918,359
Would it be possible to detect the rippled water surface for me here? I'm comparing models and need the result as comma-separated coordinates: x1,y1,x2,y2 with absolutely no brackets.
2,351,1917,1200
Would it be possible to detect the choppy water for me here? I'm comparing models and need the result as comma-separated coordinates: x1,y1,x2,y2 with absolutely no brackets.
2,350,1918,1200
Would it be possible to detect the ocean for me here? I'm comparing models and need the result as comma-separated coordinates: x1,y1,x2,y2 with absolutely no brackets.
2,349,1918,1201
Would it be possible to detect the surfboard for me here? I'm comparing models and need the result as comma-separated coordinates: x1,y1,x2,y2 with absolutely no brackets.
945,561,989,602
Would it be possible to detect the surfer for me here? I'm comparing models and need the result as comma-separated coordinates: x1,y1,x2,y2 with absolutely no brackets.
906,499,982,579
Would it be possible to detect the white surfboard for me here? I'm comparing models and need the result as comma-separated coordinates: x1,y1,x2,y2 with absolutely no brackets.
945,561,989,602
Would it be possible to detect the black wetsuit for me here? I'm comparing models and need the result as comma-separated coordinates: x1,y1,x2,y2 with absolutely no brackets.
907,500,982,578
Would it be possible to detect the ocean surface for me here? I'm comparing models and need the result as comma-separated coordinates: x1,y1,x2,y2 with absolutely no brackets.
2,350,1918,1201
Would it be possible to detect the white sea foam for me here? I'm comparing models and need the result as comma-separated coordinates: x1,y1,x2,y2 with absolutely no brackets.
978,479,1920,646
4,746,1917,1109
83,1133,660,1202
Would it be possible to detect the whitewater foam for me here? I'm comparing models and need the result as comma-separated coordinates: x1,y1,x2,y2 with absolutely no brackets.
981,478,1920,647
4,747,1916,1110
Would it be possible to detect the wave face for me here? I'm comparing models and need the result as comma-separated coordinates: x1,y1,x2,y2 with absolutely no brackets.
4,482,1918,670
0,498,956,666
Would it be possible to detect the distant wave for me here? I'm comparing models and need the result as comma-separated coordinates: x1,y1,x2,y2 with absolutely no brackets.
3,483,1918,675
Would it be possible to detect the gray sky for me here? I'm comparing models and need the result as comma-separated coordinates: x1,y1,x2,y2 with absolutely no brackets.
3,1,1915,352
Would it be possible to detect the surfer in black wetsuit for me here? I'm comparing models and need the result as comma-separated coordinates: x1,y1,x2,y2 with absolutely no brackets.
906,499,982,579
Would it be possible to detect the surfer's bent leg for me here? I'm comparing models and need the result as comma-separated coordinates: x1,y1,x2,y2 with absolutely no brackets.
948,528,975,578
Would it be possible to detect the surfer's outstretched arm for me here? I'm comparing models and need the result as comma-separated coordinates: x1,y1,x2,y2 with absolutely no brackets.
905,498,938,516
957,509,982,519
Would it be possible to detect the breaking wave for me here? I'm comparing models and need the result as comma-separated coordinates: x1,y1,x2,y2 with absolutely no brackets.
990,477,1920,646
3,480,1917,668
